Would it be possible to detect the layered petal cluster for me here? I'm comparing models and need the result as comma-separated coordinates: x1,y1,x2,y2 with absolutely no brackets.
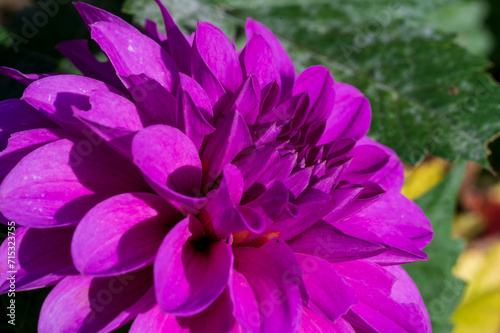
0,2,433,332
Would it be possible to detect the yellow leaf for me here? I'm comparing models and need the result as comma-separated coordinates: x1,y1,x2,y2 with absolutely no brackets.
402,158,448,200
452,240,500,333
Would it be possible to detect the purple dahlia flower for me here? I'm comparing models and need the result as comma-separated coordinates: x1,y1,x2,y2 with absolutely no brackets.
0,2,433,332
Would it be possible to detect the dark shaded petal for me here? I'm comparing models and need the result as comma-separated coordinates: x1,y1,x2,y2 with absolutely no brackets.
38,269,154,333
201,109,252,187
229,74,260,125
0,99,58,150
200,164,265,238
144,19,167,44
121,74,177,127
293,66,335,124
154,216,233,316
260,81,281,116
130,291,234,333
233,146,279,193
180,73,213,124
56,39,124,90
0,66,51,86
176,86,215,149
0,226,76,293
154,0,193,75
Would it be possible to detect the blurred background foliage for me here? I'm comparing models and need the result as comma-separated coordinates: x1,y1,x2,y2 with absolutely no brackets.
1,0,500,332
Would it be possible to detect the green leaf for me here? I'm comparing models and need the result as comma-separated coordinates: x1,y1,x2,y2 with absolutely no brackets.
426,1,494,56
404,161,467,333
123,0,500,168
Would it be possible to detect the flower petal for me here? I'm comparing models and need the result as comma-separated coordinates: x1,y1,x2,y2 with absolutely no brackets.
324,182,385,223
336,260,429,333
233,239,306,333
230,269,260,333
354,190,433,249
72,193,181,276
0,129,67,184
200,164,263,238
38,269,154,333
245,19,295,95
74,2,129,29
274,191,333,240
260,80,281,116
299,307,355,333
341,145,390,185
56,39,124,90
154,0,192,75
319,82,371,144
228,74,260,125
22,75,118,132
385,266,431,333
296,253,357,321
77,90,145,130
240,34,281,88
233,145,280,193
293,66,335,124
121,74,177,127
90,21,180,94
357,136,404,192
191,41,227,106
176,86,215,149
201,109,252,187
154,216,233,316
73,90,145,158
131,291,234,333
0,138,148,227
256,152,297,189
0,66,51,86
131,125,206,214
194,22,242,93
343,217,428,265
287,221,388,262
179,73,213,124
144,19,167,44
0,226,76,293
0,99,57,150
